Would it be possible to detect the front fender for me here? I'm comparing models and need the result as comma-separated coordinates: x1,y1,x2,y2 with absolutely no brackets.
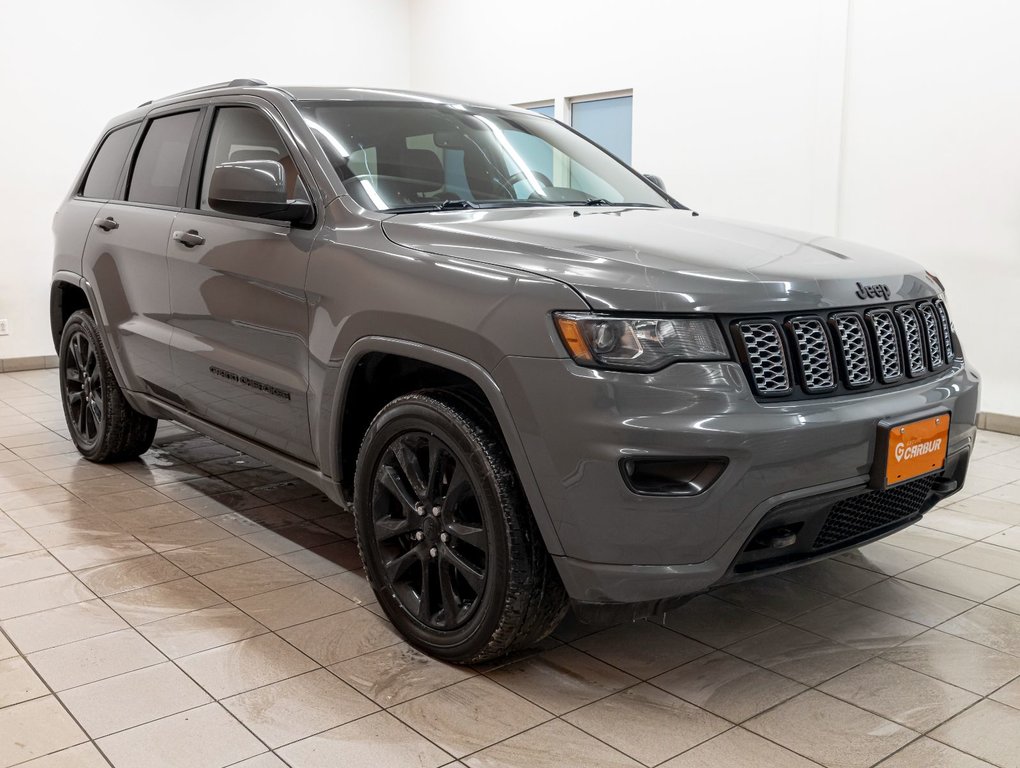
315,336,565,556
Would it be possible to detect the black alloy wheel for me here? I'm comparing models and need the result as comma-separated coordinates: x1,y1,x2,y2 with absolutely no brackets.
58,309,157,462
353,392,568,663
64,329,104,447
371,430,489,630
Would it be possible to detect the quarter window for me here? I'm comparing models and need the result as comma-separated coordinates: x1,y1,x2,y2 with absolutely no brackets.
127,111,199,207
200,107,304,211
81,124,139,200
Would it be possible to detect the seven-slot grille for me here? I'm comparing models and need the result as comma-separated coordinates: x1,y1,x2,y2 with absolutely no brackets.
735,298,956,398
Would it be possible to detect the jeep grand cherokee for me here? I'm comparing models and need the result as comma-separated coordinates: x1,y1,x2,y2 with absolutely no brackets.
50,79,979,662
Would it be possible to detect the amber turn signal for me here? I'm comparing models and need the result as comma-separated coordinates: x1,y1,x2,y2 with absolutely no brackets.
553,315,594,362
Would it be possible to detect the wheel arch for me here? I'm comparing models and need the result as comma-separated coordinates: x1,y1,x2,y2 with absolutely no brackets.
325,337,564,557
50,272,135,396
49,273,92,351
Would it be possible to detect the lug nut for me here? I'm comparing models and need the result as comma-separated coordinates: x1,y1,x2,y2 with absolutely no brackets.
440,533,448,543
415,531,424,541
429,547,437,558
432,506,441,516
415,504,425,516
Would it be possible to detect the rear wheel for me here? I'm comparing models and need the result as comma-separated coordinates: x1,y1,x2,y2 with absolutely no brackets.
58,310,157,462
353,392,567,663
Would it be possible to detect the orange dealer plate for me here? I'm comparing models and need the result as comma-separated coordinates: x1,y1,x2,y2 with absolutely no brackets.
872,412,951,489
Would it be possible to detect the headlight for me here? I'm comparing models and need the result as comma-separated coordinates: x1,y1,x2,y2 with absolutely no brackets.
553,313,729,371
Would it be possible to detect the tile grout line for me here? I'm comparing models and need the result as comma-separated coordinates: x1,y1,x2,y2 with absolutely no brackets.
0,622,117,767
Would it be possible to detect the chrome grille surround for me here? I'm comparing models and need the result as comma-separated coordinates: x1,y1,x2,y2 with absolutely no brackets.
736,321,791,396
917,301,944,369
830,312,874,387
786,316,836,393
864,309,903,383
934,299,955,359
894,305,927,377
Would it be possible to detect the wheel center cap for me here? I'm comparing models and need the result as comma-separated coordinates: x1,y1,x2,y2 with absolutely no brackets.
422,515,440,541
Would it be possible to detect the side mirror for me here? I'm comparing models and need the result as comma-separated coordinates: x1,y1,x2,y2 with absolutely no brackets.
644,174,666,192
208,160,312,223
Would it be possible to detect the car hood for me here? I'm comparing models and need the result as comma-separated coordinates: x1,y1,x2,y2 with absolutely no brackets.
381,207,939,313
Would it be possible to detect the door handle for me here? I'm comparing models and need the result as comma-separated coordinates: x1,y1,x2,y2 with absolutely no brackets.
173,229,205,248
94,217,119,232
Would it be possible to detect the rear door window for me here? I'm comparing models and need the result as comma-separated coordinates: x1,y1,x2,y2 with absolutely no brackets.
127,111,200,207
81,124,139,199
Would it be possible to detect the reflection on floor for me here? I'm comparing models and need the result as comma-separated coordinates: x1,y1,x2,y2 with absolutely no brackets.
2,368,1020,767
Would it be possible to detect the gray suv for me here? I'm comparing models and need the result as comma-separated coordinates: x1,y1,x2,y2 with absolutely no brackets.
51,79,979,662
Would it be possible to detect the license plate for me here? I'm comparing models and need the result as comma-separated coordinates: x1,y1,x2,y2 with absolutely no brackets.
872,412,950,489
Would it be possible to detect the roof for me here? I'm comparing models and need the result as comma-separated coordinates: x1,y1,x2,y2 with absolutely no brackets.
102,80,531,135
279,86,525,113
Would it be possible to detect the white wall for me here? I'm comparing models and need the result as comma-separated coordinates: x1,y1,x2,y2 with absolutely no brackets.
0,0,411,361
408,0,1020,416
3,0,1019,415
838,0,1020,416
410,0,849,235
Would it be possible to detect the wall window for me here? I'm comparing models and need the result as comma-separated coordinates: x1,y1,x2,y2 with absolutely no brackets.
528,104,555,118
570,94,633,164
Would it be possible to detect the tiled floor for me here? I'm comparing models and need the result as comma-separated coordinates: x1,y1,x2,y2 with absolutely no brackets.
2,369,1020,768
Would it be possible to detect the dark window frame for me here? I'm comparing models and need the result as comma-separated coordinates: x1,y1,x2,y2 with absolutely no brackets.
183,102,318,229
75,121,143,201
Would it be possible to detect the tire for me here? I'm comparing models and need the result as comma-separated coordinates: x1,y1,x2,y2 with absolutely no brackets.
58,309,157,462
353,392,568,663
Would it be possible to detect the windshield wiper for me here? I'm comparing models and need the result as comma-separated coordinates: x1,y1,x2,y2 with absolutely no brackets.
583,198,613,206
385,199,480,213
435,199,479,210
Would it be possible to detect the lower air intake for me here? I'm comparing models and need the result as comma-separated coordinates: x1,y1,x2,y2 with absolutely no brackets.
812,475,936,550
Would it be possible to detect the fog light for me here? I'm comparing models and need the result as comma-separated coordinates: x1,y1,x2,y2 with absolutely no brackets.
621,457,727,496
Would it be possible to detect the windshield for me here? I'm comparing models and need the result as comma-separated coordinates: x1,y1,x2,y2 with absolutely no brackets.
297,101,672,212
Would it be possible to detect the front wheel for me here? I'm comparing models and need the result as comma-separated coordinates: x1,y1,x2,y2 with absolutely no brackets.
58,310,157,462
353,392,567,663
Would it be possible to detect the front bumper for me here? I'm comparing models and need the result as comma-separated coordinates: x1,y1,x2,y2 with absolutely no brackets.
492,355,980,606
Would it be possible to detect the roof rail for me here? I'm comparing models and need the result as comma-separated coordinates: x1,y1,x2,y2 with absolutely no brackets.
137,79,268,108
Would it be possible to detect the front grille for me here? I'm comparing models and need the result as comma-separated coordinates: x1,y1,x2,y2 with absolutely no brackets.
895,305,927,377
918,302,944,368
787,317,835,392
831,313,874,387
812,475,936,549
865,309,903,383
737,321,791,395
935,299,954,359
733,298,956,398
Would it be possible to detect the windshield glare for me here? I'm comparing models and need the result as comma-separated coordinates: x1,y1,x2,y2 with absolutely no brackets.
297,101,671,212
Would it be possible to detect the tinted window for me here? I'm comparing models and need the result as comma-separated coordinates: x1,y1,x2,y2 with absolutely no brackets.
201,107,304,210
127,111,199,206
81,124,139,199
